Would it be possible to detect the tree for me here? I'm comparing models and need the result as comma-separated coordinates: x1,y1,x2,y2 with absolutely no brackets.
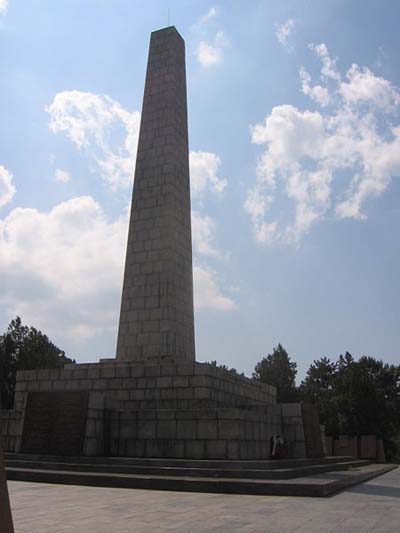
0,317,74,408
301,351,400,460
253,344,298,402
300,356,339,435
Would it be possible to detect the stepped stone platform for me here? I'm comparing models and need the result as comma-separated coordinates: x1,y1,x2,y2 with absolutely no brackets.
0,360,319,460
5,453,397,497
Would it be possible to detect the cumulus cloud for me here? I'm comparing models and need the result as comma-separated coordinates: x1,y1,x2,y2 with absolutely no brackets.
54,168,70,183
0,196,128,339
191,211,220,257
246,43,400,244
0,193,235,340
47,91,229,201
196,31,227,67
309,43,340,81
47,90,140,189
190,150,227,197
0,0,7,15
299,67,330,106
276,19,295,47
1,91,235,340
193,265,236,311
340,64,400,111
0,165,16,208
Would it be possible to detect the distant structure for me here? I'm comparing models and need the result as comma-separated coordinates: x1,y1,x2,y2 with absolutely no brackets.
0,27,323,463
116,27,195,363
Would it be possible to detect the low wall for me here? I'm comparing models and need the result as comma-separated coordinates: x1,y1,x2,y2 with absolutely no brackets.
325,434,385,461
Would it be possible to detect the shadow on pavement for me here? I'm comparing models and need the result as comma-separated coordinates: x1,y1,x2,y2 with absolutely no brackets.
347,483,400,498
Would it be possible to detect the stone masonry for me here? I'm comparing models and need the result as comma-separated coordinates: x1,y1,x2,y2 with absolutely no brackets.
0,27,323,462
116,27,195,363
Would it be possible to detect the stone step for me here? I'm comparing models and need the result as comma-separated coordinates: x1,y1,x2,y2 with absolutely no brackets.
4,453,354,470
5,458,371,480
5,462,397,497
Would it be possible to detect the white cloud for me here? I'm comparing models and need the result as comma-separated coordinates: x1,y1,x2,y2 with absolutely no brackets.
0,193,235,340
199,6,217,24
246,44,400,243
0,165,16,208
191,210,220,257
300,67,330,106
0,196,128,340
0,0,7,15
340,64,400,111
189,150,227,198
193,265,236,311
43,89,235,320
196,31,227,67
46,90,140,189
54,168,70,183
47,92,229,200
309,43,340,81
276,19,295,47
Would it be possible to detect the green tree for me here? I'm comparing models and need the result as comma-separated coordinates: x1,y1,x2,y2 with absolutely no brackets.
301,351,400,460
300,356,338,434
253,344,298,402
0,317,74,408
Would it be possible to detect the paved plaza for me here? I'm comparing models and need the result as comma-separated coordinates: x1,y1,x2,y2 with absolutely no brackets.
8,466,399,532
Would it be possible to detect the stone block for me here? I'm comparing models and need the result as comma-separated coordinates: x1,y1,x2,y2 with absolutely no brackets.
194,387,210,400
176,419,196,439
176,364,195,376
227,440,240,460
120,422,137,439
157,376,172,388
176,388,193,400
137,420,157,439
157,420,176,439
172,376,189,387
87,366,101,379
122,378,137,390
144,365,161,377
360,435,377,459
333,435,358,457
116,366,131,378
206,440,226,459
218,419,241,439
131,366,145,378
185,440,205,459
197,419,217,440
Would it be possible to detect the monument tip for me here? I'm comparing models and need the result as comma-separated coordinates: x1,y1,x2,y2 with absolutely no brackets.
151,25,183,40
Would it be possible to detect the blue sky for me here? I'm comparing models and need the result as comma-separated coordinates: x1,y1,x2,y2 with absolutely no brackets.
1,0,399,380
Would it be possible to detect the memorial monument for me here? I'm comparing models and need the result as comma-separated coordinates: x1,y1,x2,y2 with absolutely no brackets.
116,26,195,363
0,27,322,461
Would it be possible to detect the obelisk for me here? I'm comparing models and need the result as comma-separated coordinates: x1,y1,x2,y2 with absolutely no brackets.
116,27,195,362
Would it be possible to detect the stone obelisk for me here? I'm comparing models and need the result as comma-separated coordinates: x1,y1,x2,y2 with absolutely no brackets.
116,27,195,362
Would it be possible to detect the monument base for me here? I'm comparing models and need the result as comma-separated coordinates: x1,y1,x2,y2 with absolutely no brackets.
0,360,322,460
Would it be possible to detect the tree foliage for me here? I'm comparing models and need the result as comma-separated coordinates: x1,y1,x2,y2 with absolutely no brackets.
0,317,74,408
301,351,400,459
253,344,298,402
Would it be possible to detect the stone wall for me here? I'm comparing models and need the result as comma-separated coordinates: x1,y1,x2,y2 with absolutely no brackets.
15,361,275,411
1,361,321,460
0,409,23,453
85,407,283,460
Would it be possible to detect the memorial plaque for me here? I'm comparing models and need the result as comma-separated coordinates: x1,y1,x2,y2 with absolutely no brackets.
21,391,88,455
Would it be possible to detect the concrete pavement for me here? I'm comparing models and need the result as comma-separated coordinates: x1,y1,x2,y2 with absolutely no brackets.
8,466,399,532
